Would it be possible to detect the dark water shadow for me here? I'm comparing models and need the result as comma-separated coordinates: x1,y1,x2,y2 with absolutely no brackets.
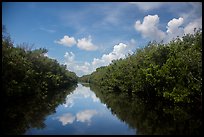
90,84,202,135
2,84,77,135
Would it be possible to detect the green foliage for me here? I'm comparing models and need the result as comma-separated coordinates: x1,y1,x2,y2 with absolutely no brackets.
2,29,78,99
87,30,202,106
2,28,78,134
78,74,91,83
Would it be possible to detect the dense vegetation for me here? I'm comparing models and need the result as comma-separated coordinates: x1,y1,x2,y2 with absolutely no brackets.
78,74,91,83
2,28,78,99
79,30,202,107
2,27,78,134
87,31,202,135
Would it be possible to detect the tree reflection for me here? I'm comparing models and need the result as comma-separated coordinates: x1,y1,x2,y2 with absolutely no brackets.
2,84,77,135
80,82,90,88
90,84,202,135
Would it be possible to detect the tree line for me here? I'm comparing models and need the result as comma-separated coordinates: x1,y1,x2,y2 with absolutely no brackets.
79,30,202,106
2,26,78,101
2,26,79,134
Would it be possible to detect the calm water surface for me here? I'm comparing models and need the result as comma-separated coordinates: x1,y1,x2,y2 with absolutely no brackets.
25,83,136,135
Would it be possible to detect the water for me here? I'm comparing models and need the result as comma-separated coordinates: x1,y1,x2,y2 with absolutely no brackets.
4,83,201,135
24,83,136,135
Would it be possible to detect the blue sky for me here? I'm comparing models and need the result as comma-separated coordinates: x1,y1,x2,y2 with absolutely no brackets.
2,2,202,76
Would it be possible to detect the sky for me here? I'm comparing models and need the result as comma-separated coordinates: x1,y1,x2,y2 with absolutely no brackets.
2,2,202,77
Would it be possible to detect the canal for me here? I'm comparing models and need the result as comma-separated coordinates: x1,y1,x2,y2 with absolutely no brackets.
25,83,136,135
4,83,201,135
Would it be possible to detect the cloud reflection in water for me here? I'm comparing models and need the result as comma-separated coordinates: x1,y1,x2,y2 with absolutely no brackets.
76,110,98,123
57,109,98,126
57,113,75,126
63,84,99,108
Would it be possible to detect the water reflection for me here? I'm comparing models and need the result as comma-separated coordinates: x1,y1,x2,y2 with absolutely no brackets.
90,84,202,135
2,84,77,135
63,84,99,108
76,109,98,124
4,82,201,135
24,83,136,135
57,113,75,126
57,109,98,126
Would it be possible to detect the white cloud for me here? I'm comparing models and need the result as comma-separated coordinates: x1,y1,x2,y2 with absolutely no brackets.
92,43,133,70
77,36,98,51
63,96,74,108
56,110,98,126
64,52,92,76
58,113,75,126
58,85,100,125
135,15,166,42
63,84,99,109
64,52,75,62
55,35,98,51
76,110,97,124
73,84,91,98
91,94,100,102
184,17,202,34
43,53,49,57
167,17,184,34
62,15,202,77
43,53,56,60
64,42,133,76
166,17,184,41
74,84,99,102
129,2,163,11
135,15,202,43
55,35,76,47
75,62,92,74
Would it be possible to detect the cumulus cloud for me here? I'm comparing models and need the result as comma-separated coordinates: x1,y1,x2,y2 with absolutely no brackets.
55,35,76,47
135,15,166,42
166,17,184,41
129,2,163,11
64,52,92,76
92,43,133,70
64,42,133,76
135,14,202,43
64,52,75,62
184,17,202,34
58,113,75,126
75,62,92,74
77,36,98,51
62,15,202,77
55,35,98,51
76,110,98,124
